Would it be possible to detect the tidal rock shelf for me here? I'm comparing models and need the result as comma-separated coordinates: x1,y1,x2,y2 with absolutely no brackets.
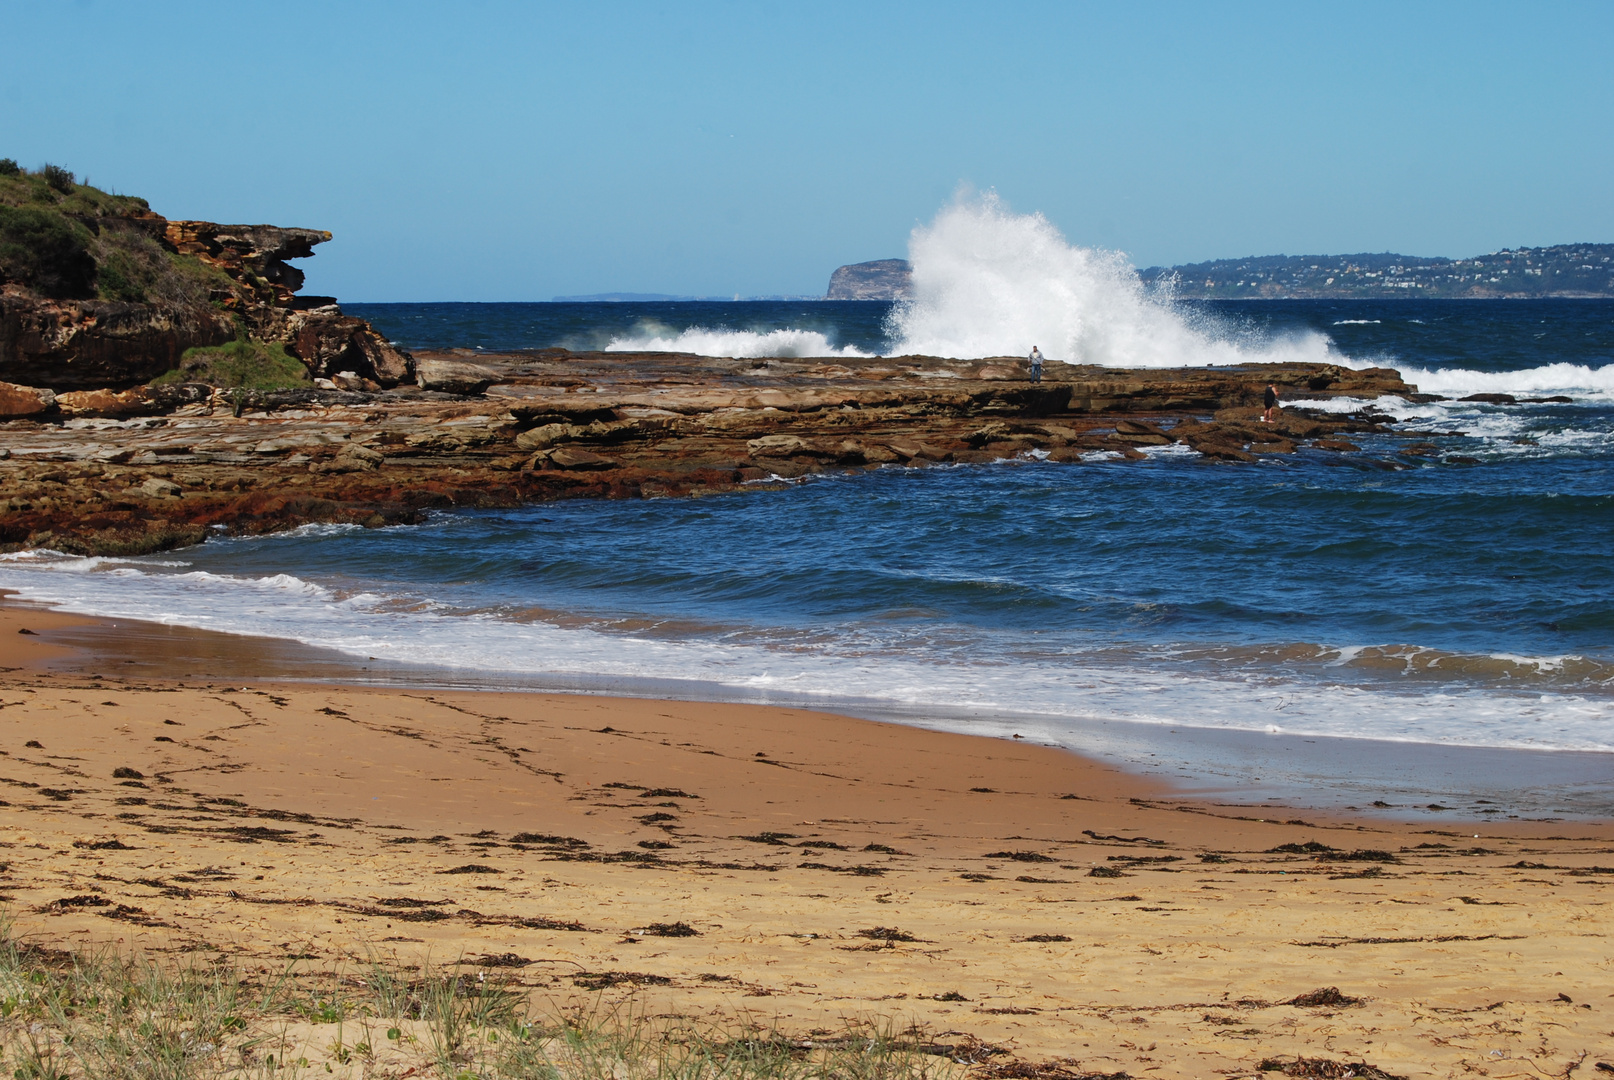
0,350,1420,555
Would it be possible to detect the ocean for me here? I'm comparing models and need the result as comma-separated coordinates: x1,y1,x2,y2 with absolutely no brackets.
3,200,1610,816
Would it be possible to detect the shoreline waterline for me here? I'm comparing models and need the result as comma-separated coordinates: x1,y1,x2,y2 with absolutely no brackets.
9,594,1608,823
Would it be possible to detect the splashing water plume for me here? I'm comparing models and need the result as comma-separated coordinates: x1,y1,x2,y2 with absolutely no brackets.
888,192,1337,366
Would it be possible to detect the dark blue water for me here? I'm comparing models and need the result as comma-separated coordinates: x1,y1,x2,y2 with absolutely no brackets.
346,298,1614,374
6,299,1613,761
347,300,895,355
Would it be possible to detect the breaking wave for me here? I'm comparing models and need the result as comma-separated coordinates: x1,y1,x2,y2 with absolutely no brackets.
2,547,1611,753
604,325,869,358
1392,361,1614,401
886,191,1336,366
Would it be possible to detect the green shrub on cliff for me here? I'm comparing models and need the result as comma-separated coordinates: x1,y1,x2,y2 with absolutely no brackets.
0,166,233,305
40,163,75,194
0,158,19,177
0,204,98,297
153,339,312,390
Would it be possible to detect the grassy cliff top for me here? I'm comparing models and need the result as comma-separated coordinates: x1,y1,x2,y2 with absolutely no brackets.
0,159,231,304
0,160,153,218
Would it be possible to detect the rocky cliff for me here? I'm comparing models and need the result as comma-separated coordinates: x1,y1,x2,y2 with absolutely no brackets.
0,166,410,390
826,259,912,300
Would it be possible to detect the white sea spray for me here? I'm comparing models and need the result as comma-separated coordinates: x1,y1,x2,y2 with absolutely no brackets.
604,324,869,358
886,191,1335,366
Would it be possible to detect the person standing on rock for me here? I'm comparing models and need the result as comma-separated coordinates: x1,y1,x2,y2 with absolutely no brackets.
1263,383,1279,423
1028,346,1044,384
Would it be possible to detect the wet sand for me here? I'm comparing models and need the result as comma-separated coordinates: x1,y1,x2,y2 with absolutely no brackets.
1,599,1611,1076
32,601,1614,823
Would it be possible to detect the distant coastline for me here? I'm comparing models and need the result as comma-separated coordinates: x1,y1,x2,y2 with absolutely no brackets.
1140,242,1614,299
827,243,1614,301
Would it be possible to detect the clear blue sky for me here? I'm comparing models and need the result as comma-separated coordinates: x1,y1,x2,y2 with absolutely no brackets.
5,1,1611,300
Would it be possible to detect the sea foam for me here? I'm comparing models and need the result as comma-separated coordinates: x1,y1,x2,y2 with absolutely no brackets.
604,325,869,358
2,549,1611,754
1392,361,1614,400
886,192,1335,367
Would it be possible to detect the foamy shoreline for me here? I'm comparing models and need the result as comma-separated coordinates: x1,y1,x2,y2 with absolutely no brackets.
9,593,1612,822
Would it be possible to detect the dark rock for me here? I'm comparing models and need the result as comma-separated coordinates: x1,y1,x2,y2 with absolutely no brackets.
1460,393,1517,404
1199,444,1259,463
163,220,330,300
291,311,413,387
1113,419,1168,437
1,293,234,390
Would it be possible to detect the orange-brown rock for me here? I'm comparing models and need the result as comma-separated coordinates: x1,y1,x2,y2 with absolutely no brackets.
0,380,54,418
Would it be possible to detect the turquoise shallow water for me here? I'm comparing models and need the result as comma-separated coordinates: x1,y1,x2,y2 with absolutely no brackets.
3,299,1612,812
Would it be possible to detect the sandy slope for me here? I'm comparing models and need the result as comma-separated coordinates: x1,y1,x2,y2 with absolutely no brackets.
0,601,1610,1077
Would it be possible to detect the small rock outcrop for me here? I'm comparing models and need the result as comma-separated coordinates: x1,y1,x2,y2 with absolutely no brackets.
414,357,501,395
826,259,912,300
0,381,54,418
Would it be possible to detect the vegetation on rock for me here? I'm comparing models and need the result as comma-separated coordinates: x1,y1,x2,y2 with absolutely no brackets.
0,204,98,298
0,161,411,390
0,164,234,306
153,339,313,391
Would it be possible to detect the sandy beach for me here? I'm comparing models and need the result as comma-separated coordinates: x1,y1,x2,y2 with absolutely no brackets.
0,598,1610,1077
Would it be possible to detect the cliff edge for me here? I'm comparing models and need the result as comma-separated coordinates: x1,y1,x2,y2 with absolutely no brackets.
0,162,410,391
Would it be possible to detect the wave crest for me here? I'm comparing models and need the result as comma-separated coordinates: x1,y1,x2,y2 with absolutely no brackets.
886,191,1336,366
605,325,869,358
1392,361,1614,400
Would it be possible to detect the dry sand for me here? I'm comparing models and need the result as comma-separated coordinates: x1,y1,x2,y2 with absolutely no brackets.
0,599,1610,1077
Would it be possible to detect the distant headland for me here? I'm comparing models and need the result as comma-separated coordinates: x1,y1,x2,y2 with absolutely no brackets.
829,244,1614,300
825,258,913,300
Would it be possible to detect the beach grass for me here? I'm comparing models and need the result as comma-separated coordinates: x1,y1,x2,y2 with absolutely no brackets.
0,923,963,1080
